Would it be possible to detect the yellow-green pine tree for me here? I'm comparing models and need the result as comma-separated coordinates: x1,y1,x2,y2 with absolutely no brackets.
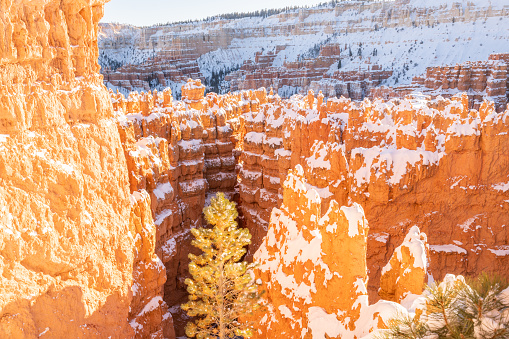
182,192,261,339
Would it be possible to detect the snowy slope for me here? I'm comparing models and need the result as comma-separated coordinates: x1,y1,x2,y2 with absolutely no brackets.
99,0,509,93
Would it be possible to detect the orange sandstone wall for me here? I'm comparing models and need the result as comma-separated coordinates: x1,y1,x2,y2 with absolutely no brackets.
238,90,509,299
251,165,415,338
111,79,241,335
0,1,172,337
102,79,509,335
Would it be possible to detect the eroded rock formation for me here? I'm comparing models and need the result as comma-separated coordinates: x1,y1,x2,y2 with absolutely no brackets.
251,166,407,338
3,2,509,332
379,226,429,303
99,0,509,99
237,89,509,299
370,53,509,113
0,0,172,337
111,79,241,335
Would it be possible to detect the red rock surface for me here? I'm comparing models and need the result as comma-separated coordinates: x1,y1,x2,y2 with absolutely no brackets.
2,2,508,335
370,53,509,113
250,165,412,338
379,226,429,303
237,90,509,300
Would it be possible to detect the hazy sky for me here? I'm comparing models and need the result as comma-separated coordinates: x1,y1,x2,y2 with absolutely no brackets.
102,0,323,26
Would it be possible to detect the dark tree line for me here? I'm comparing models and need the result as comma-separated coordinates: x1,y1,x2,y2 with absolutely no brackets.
205,65,241,94
143,0,372,29
99,51,124,72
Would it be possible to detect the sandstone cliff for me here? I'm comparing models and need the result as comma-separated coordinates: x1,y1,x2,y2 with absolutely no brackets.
238,89,509,299
379,226,429,303
111,79,241,336
370,53,509,113
99,0,509,102
251,165,408,338
0,1,172,337
110,80,509,335
251,168,507,337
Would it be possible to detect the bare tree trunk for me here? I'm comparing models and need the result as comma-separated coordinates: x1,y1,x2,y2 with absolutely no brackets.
219,262,225,339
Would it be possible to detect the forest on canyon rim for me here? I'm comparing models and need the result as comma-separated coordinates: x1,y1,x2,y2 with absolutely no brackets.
1,0,509,338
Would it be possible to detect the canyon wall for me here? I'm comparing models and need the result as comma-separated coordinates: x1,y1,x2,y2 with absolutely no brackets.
98,0,509,99
111,79,241,335
251,166,427,338
370,53,509,113
110,80,509,335
0,0,172,337
3,0,508,337
238,89,509,299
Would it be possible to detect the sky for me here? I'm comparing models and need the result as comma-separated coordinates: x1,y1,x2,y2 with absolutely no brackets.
101,0,323,27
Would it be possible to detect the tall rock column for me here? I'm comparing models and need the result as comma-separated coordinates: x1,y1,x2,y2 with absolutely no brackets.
379,226,429,303
252,165,373,338
0,0,172,337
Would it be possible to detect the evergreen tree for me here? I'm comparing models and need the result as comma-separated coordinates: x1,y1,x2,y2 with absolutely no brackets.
380,273,509,339
182,193,261,339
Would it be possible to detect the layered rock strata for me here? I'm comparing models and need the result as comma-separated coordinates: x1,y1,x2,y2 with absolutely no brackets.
252,166,408,338
252,166,508,338
0,0,172,337
111,79,241,335
238,89,509,299
129,191,175,338
99,0,509,98
226,47,393,99
370,53,509,113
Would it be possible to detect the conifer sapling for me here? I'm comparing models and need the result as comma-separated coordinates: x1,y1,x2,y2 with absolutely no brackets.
182,192,261,339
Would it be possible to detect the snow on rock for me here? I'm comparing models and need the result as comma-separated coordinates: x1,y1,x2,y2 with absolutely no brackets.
237,87,509,294
342,204,365,238
493,182,509,192
109,72,509,337
100,0,509,100
488,246,509,257
430,244,468,254
306,307,343,338
152,182,174,201
249,165,441,339
127,189,175,337
379,226,429,303
251,165,398,338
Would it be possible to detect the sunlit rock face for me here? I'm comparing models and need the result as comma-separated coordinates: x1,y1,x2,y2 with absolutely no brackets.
4,0,509,337
110,79,242,336
112,79,509,336
251,165,408,338
379,226,429,303
237,89,509,299
0,1,172,337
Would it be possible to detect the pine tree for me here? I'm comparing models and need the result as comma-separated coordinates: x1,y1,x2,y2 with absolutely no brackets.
182,193,261,339
379,273,509,339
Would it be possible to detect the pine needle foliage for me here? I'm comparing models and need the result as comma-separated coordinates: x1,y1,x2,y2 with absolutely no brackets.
379,273,509,339
383,311,428,338
182,193,261,339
